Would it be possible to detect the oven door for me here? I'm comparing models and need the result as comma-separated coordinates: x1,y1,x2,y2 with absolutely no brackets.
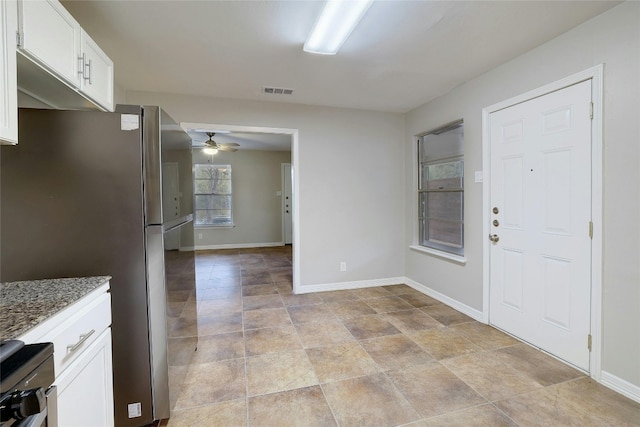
0,385,55,427
44,385,57,427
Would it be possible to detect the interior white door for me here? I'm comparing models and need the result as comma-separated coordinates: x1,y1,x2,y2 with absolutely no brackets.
282,163,292,245
489,80,592,371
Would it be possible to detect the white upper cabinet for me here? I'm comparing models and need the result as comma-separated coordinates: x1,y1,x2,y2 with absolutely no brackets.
1,0,18,145
79,29,114,111
18,0,81,88
17,0,114,111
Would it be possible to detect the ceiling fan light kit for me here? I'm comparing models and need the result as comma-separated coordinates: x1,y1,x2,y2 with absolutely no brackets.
198,132,239,155
304,0,373,55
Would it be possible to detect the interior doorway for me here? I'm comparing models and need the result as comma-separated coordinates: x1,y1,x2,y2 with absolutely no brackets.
181,121,300,292
482,65,604,376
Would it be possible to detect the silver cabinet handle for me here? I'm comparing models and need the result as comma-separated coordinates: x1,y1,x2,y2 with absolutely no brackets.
67,329,95,353
85,58,92,85
78,53,86,78
78,53,92,84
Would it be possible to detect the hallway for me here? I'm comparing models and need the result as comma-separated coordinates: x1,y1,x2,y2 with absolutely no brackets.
163,246,639,426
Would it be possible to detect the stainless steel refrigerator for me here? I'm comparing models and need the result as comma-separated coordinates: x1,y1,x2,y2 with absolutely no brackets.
0,106,195,426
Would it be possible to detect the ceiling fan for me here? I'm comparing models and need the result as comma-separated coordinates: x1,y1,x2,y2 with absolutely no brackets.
196,132,239,153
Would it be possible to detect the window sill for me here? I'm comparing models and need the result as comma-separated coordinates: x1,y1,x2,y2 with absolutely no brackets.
409,245,467,265
194,224,236,229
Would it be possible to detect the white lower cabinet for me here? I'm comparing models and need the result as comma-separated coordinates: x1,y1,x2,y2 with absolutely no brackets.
55,329,114,427
19,283,114,427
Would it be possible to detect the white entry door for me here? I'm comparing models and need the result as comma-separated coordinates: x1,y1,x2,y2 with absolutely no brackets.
489,80,592,371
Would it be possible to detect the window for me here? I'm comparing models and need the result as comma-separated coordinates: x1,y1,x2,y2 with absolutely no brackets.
194,164,233,226
417,121,464,255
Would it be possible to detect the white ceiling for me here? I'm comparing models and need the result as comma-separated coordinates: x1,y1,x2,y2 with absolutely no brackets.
188,129,292,151
61,0,619,150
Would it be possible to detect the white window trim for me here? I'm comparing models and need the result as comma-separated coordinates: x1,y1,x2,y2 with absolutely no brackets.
416,120,465,257
409,244,467,264
194,163,234,227
194,224,236,229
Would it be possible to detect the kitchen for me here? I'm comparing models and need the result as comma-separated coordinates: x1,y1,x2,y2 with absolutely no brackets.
1,1,640,426
0,1,200,425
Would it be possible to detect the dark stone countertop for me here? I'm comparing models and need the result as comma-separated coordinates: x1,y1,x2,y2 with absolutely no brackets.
0,276,111,340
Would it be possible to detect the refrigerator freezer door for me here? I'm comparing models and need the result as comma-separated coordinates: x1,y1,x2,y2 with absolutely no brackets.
142,106,163,225
116,104,163,226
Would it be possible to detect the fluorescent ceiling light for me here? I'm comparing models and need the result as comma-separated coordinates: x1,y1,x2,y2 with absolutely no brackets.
304,0,373,55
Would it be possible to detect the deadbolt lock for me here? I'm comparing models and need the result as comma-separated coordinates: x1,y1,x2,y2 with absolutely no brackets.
493,220,499,227
492,207,499,214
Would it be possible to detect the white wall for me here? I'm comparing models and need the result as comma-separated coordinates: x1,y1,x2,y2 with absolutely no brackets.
404,2,639,390
191,149,291,248
125,91,406,287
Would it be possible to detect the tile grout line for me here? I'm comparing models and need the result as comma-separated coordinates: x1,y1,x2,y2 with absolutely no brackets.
242,252,257,427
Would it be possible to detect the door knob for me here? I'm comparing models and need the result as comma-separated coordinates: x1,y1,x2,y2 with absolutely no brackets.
489,234,500,243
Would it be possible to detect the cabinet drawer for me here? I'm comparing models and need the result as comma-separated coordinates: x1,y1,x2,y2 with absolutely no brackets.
47,292,111,375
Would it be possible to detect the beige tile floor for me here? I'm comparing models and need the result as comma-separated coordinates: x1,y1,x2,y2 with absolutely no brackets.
162,246,640,426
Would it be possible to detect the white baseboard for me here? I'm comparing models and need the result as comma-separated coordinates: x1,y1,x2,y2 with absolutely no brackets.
192,242,285,251
295,276,483,323
295,277,406,294
403,277,484,322
600,370,640,403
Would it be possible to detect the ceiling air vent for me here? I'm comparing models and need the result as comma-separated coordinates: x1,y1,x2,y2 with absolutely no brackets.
263,86,295,95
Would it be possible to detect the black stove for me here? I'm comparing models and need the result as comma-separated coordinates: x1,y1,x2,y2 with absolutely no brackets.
0,341,55,427
0,341,25,364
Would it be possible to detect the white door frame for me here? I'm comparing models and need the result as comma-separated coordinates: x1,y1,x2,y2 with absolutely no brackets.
481,64,603,378
181,121,301,294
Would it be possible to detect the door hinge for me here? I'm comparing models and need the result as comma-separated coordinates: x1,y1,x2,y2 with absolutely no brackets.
16,31,22,48
589,102,594,120
589,221,593,239
588,334,592,351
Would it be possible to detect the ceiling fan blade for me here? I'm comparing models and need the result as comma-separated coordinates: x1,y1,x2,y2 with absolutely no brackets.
219,142,240,147
218,146,238,152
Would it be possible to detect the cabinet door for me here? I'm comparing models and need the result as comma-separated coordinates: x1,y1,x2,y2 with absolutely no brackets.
79,28,114,111
55,329,114,427
1,0,18,144
18,0,81,88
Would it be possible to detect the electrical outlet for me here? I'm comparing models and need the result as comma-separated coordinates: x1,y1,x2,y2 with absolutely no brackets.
128,402,142,418
340,261,347,272
198,233,203,240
